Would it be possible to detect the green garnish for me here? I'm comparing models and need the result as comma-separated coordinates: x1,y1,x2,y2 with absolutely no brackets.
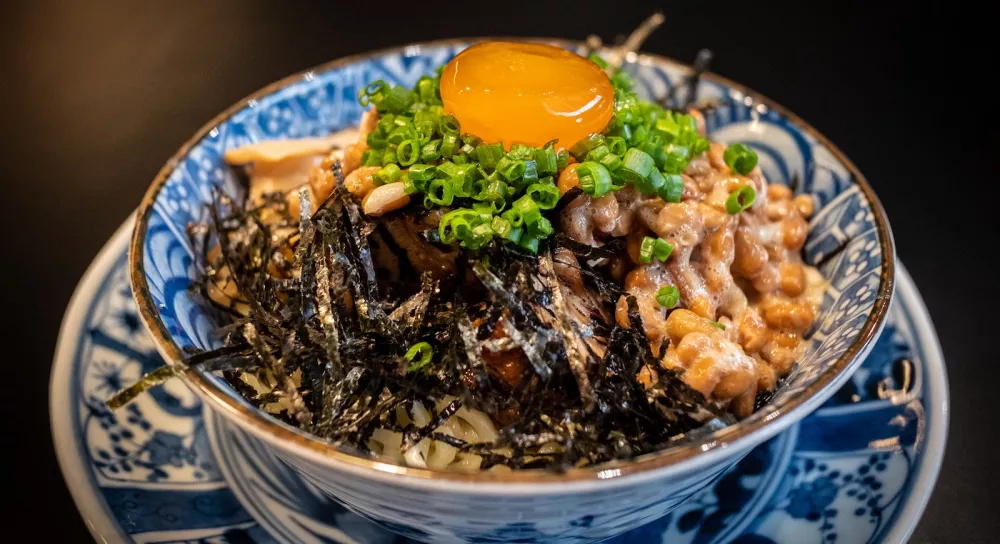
638,236,674,264
723,143,758,175
351,51,713,253
404,342,434,372
725,185,757,214
656,285,680,308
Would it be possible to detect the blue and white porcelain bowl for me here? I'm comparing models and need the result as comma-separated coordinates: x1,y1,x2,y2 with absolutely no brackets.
129,39,895,543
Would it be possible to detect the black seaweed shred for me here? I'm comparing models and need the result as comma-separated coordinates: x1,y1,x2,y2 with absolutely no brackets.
111,157,722,471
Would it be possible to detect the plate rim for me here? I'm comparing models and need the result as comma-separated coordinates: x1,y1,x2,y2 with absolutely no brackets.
50,213,135,544
880,261,950,543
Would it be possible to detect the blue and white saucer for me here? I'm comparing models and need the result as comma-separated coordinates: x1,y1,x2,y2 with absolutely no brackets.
51,217,948,544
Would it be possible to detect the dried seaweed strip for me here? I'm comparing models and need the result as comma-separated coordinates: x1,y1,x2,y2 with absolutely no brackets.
242,323,312,426
498,316,552,382
314,238,344,379
342,200,386,328
106,365,180,409
208,193,284,337
387,272,435,334
314,366,367,438
455,308,489,400
538,252,596,411
552,187,583,215
427,432,468,450
401,398,462,450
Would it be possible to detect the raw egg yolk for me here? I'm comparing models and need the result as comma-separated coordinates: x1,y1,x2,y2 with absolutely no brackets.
440,41,614,149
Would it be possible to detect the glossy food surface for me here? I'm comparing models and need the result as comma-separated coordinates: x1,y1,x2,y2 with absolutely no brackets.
440,41,614,148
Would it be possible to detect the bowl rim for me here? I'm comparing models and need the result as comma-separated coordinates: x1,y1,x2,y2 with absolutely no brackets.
129,37,895,487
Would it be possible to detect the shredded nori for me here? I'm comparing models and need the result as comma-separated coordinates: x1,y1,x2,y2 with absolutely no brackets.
109,163,721,469
122,66,764,471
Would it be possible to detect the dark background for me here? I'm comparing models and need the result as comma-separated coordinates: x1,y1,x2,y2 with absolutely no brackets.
3,0,997,541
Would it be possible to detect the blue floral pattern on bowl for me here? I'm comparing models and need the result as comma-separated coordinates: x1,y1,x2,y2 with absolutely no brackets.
129,40,894,541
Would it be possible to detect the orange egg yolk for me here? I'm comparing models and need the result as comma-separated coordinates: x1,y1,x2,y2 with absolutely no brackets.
440,41,615,149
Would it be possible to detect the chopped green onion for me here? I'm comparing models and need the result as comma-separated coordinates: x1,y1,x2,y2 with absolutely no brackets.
441,133,459,158
470,203,494,223
662,145,689,174
450,174,474,199
460,142,476,158
606,136,627,156
525,183,560,210
520,160,538,185
501,209,523,228
397,139,421,166
461,133,483,148
510,196,541,226
528,216,553,237
407,164,436,182
439,208,478,243
496,157,526,181
577,161,613,197
414,121,436,143
620,148,655,183
474,178,506,203
401,174,418,194
609,168,628,191
652,237,674,261
420,139,442,162
628,124,648,146
640,141,667,170
404,341,434,372
534,146,558,175
463,222,494,250
586,144,611,163
361,148,381,167
452,154,469,165
424,179,454,207
588,53,608,69
638,236,673,264
654,116,679,140
637,168,665,195
639,236,655,264
417,78,437,102
723,143,758,175
377,114,396,134
725,185,757,214
599,152,622,172
569,133,606,159
366,130,387,150
508,144,533,160
506,226,524,243
692,138,711,155
658,174,684,203
435,161,460,179
477,142,505,172
438,114,461,135
381,147,397,166
710,320,727,331
490,215,513,239
379,85,414,114
555,148,570,170
656,285,680,308
414,109,439,126
373,164,401,187
518,234,540,253
358,80,388,108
